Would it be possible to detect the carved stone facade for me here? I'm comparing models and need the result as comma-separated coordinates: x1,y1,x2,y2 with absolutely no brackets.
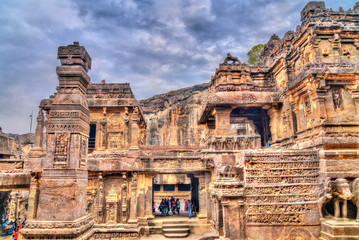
0,2,357,240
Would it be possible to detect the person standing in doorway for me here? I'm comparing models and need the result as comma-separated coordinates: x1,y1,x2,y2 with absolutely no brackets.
187,200,192,218
176,199,180,215
160,199,166,216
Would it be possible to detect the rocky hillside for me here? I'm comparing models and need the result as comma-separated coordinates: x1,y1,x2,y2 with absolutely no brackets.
0,129,34,160
139,83,210,146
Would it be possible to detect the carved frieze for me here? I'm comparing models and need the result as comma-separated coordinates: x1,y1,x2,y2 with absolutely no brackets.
244,152,320,225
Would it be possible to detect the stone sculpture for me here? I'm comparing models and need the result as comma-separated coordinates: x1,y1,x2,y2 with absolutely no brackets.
332,178,353,219
351,178,359,222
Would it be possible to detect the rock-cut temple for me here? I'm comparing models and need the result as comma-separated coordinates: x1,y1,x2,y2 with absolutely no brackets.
1,1,359,240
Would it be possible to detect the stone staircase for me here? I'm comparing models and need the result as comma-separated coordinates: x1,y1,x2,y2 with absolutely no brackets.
320,219,359,240
162,220,190,238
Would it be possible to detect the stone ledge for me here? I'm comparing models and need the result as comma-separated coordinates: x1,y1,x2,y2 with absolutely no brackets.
21,215,94,238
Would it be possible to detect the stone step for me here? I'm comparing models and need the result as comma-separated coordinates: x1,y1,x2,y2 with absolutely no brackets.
163,220,189,225
163,227,190,233
163,224,189,229
320,230,359,240
321,220,359,237
162,221,190,238
163,232,190,238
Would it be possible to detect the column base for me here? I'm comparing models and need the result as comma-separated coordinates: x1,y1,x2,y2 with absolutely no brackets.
20,215,94,239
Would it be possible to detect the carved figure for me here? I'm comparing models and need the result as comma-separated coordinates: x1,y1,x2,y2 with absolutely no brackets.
332,89,342,110
351,178,359,222
318,177,332,220
332,178,353,219
224,53,240,64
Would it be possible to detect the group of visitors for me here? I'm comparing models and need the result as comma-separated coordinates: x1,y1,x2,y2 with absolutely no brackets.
156,198,197,218
158,197,181,216
1,214,26,239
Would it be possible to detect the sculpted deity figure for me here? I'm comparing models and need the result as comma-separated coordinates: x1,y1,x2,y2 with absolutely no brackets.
332,89,342,110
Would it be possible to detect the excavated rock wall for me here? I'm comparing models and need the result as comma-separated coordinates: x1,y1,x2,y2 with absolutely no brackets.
139,83,210,146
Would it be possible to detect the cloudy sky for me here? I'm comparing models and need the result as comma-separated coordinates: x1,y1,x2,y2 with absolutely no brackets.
0,0,355,134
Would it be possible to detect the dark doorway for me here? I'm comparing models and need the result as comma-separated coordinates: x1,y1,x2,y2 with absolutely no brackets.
152,173,199,217
230,107,271,146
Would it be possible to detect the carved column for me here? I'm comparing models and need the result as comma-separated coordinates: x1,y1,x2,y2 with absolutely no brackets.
9,191,18,221
26,175,39,220
205,172,212,221
121,173,128,223
351,90,359,113
222,200,230,239
137,173,146,219
267,107,280,142
214,107,232,135
197,174,207,219
130,107,139,150
128,173,138,223
97,172,105,223
34,108,44,148
144,173,156,219
238,198,246,239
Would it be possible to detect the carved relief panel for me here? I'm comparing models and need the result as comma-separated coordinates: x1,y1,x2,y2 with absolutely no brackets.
244,152,320,225
53,133,70,168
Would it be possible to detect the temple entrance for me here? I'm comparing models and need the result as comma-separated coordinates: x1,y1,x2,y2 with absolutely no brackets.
230,107,271,146
152,173,199,217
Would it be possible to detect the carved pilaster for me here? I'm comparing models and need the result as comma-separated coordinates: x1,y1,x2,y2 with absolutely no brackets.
27,175,39,220
34,108,44,148
222,200,230,239
128,173,138,223
97,172,104,223
121,173,128,223
130,107,139,150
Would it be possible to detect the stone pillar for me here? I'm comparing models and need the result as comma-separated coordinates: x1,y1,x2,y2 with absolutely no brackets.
26,175,39,220
121,173,128,223
21,42,93,240
214,107,232,135
268,107,280,142
9,191,18,221
238,198,246,239
352,90,359,113
205,172,212,221
128,173,138,223
197,174,207,220
34,108,44,148
144,173,155,218
222,200,230,239
130,107,139,150
137,173,146,218
97,172,105,223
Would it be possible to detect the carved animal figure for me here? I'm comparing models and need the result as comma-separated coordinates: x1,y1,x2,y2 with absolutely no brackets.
351,178,359,222
224,53,240,64
332,178,353,219
317,177,332,220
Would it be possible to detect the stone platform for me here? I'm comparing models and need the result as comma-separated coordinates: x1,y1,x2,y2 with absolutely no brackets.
320,219,359,240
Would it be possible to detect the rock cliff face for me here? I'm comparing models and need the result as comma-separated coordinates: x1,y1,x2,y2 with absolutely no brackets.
0,129,34,160
139,83,210,146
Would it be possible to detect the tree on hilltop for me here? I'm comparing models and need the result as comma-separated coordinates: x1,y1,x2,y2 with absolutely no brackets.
247,44,265,65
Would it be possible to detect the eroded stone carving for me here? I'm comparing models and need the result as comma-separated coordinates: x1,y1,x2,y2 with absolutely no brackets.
332,178,353,219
